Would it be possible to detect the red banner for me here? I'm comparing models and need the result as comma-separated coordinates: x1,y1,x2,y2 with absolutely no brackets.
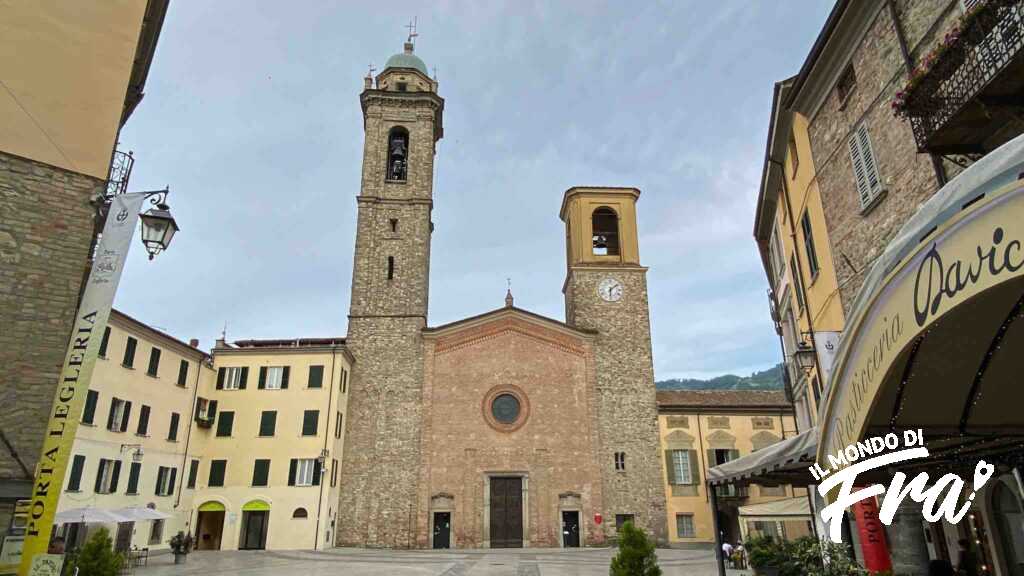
852,494,892,573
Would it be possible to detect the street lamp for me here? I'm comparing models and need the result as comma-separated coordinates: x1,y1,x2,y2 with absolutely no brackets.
794,338,817,374
138,189,179,260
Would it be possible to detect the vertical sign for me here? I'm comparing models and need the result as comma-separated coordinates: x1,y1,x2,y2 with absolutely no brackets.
852,494,893,573
812,330,842,385
18,193,146,576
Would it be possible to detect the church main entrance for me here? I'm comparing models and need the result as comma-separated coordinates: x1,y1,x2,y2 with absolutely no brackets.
489,477,523,548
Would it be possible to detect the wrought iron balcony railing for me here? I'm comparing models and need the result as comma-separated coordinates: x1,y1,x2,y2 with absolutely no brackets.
899,0,1024,155
106,149,134,197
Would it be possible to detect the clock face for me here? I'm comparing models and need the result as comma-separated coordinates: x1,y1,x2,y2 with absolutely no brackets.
598,278,623,302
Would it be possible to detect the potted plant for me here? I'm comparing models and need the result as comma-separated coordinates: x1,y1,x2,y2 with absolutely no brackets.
609,521,662,576
746,534,783,576
169,531,193,564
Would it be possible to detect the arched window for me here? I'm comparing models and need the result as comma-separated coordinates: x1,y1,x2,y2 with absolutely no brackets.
292,507,308,519
592,207,619,256
386,127,409,181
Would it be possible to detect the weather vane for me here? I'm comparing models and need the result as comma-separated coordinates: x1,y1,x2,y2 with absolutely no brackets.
367,63,376,77
405,17,418,45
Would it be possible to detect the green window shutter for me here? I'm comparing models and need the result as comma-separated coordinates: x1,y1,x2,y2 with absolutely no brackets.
302,410,318,436
239,367,248,389
187,459,199,489
258,367,267,389
288,459,297,486
177,360,189,386
216,368,225,390
664,450,677,485
281,366,290,389
168,467,177,496
312,459,322,486
120,401,132,432
127,462,141,494
308,365,324,388
216,411,234,437
82,390,98,424
689,449,702,486
259,411,276,437
137,405,150,435
67,455,85,491
110,461,121,493
252,459,270,487
99,327,111,357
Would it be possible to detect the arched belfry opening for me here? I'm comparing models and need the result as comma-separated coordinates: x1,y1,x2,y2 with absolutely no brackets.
591,207,619,256
387,126,409,181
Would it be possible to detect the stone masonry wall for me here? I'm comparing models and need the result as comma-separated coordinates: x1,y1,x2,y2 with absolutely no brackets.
0,151,101,491
807,0,961,316
567,267,668,543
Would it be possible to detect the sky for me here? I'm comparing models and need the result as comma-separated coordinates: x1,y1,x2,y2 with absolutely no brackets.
115,1,834,381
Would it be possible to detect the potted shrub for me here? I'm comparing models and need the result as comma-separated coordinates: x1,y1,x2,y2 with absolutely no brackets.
746,534,783,576
609,521,662,576
169,531,193,564
68,527,124,576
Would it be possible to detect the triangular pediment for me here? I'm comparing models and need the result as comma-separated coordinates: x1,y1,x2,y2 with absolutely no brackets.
423,306,593,356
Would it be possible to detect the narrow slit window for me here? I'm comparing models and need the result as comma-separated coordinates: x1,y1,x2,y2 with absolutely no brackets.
592,208,620,256
387,256,395,280
390,218,398,233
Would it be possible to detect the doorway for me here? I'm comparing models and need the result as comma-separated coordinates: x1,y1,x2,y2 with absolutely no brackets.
240,511,268,550
994,480,1024,576
562,511,580,548
433,512,451,549
195,509,225,550
114,522,133,553
489,477,523,548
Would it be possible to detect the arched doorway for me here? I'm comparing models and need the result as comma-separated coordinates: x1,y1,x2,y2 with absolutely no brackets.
195,501,225,550
993,480,1024,576
240,500,270,550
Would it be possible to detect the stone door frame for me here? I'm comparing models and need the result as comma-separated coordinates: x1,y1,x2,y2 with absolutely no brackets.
482,472,530,548
428,493,456,549
557,492,584,548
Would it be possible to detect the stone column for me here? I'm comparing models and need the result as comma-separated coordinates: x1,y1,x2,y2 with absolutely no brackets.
887,501,931,575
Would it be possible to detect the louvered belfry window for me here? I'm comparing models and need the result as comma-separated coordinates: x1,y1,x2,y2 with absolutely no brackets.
848,123,883,210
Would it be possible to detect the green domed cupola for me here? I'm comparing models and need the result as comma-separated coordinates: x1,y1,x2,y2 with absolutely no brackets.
385,42,428,76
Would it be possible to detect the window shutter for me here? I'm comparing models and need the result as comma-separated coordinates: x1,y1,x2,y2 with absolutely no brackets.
208,401,218,420
68,455,85,491
857,124,881,198
216,368,225,390
729,449,740,462
288,459,297,486
258,367,267,389
194,399,203,420
848,131,870,207
94,460,105,493
110,461,122,493
106,400,118,430
308,365,323,388
99,327,111,357
137,405,150,435
121,401,132,432
688,449,701,486
312,459,322,486
664,451,677,485
82,390,98,424
188,459,199,489
281,366,290,389
239,367,249,389
155,467,163,495
168,468,177,496
178,360,189,386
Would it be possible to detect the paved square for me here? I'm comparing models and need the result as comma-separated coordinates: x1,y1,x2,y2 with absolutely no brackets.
134,547,753,575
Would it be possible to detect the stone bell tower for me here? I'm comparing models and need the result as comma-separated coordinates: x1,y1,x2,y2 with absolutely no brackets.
337,39,443,548
560,187,667,543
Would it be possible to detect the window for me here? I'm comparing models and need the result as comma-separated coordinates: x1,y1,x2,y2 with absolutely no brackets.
126,462,141,494
387,256,395,280
389,218,398,233
790,255,804,311
187,459,199,489
136,405,150,436
591,207,619,256
752,417,774,430
195,398,217,423
208,460,227,487
302,410,319,436
801,211,820,280
155,466,176,496
252,459,270,487
216,411,234,437
147,347,161,377
386,127,409,181
614,451,626,471
288,458,321,487
788,131,800,176
340,369,348,393
962,0,984,12
676,514,696,538
848,123,883,210
82,390,99,424
94,458,120,494
811,376,822,410
177,360,189,386
98,327,111,357
168,412,180,441
331,458,338,487
836,64,857,106
106,398,131,432
768,224,785,288
122,336,137,368
308,365,324,389
258,366,289,390
67,455,86,491
334,411,343,439
293,508,309,519
670,450,693,485
396,81,408,92
615,514,635,531
217,366,248,390
259,411,277,437
149,519,164,545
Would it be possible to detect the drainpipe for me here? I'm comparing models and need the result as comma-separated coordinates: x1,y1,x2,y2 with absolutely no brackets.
175,351,204,510
314,347,337,550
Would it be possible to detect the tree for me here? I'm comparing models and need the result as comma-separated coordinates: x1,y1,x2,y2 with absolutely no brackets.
70,527,125,576
610,522,662,576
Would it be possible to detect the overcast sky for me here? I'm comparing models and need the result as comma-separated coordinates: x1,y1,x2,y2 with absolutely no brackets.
115,1,833,380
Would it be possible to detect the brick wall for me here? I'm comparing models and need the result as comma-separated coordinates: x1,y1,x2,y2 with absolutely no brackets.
0,151,101,490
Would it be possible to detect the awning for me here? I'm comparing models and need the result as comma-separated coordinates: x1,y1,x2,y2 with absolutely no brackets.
819,132,1024,477
114,506,172,521
739,497,812,520
707,428,817,488
54,507,132,524
242,500,270,512
197,501,225,512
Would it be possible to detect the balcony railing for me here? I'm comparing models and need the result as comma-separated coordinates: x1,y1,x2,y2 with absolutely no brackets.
898,0,1024,155
106,150,134,197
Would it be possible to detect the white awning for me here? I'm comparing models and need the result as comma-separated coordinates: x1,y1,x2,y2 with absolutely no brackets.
739,497,811,519
707,428,816,487
114,506,172,521
54,507,132,524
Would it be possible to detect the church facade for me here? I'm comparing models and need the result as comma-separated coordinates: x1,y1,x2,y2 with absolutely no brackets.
336,41,668,548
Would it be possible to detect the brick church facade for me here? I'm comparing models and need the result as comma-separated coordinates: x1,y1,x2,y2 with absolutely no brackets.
336,41,668,548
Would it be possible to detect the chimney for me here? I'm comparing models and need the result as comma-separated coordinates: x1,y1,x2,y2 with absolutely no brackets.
189,338,199,348
364,75,372,90
215,337,226,349
404,41,414,55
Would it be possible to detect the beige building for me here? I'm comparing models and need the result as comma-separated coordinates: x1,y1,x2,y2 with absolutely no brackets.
656,390,805,547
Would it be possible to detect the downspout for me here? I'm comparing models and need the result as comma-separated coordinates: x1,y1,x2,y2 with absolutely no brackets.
314,347,337,550
888,0,947,187
175,351,204,510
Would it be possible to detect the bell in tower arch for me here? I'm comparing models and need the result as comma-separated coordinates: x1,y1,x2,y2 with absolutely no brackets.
387,127,409,181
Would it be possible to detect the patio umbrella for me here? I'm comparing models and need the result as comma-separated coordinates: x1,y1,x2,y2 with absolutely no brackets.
54,507,132,524
114,507,172,521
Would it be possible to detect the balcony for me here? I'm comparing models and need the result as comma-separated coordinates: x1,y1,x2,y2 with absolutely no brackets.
106,150,134,197
896,0,1024,156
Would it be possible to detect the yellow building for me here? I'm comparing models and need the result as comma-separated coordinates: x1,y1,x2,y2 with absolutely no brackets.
754,78,845,432
188,337,352,551
656,390,804,547
56,310,211,553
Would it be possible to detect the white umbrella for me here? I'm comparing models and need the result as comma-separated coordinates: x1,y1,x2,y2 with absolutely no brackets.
54,507,132,524
114,507,172,521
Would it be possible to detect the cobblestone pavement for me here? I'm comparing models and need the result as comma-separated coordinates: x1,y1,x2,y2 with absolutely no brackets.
134,547,754,575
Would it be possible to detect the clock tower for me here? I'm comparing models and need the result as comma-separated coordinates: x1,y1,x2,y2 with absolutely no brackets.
560,186,667,543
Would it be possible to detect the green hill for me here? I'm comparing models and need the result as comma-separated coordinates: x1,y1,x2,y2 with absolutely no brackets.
655,363,784,391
